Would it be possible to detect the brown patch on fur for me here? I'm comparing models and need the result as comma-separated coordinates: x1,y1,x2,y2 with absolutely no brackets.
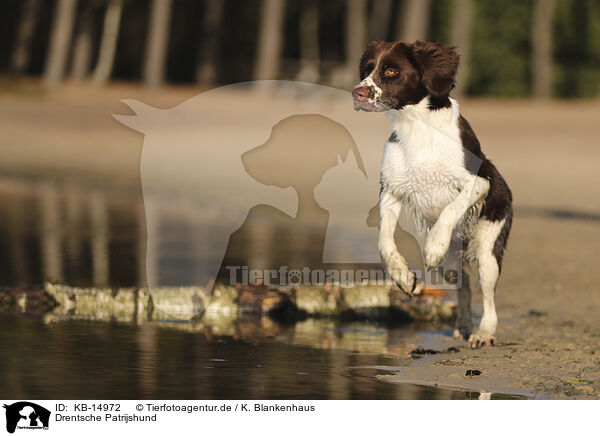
355,40,459,110
409,41,459,97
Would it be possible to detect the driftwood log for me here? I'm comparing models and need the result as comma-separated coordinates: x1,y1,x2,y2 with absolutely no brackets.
1,282,456,326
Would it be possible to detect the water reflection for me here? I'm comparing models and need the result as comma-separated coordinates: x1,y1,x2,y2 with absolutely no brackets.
0,171,427,289
0,176,142,287
0,174,411,288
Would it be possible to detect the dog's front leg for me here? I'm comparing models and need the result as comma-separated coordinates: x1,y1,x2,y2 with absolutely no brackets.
425,176,490,267
379,191,417,295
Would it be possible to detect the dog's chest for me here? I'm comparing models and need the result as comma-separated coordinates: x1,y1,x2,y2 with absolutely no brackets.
381,128,469,223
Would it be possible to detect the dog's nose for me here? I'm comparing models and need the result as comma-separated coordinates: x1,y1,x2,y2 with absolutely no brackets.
352,86,371,101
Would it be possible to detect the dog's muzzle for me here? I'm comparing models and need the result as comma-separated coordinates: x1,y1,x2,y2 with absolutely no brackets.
352,86,372,102
352,86,383,112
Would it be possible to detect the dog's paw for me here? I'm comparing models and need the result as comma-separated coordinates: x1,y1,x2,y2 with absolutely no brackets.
391,268,417,296
468,332,495,348
424,227,452,267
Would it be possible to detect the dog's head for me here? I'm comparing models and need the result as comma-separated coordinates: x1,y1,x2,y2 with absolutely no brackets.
352,41,459,112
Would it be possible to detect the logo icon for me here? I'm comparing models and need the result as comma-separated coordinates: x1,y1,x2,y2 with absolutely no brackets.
3,402,50,434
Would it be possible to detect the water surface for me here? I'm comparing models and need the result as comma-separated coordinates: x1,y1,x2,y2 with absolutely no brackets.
0,315,521,400
0,174,520,400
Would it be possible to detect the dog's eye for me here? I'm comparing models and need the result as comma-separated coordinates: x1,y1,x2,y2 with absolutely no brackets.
384,68,398,78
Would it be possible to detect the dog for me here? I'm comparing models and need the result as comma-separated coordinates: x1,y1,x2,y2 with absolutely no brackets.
352,41,512,348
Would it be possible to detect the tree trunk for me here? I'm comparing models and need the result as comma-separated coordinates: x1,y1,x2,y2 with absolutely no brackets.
532,0,555,98
370,0,392,41
346,0,367,67
329,0,367,89
92,0,123,84
196,0,225,85
397,0,431,42
254,0,285,82
10,0,41,75
43,0,78,87
70,3,94,81
296,0,320,83
450,0,473,97
143,0,173,89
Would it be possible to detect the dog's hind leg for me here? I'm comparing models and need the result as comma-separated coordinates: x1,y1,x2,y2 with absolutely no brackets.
467,218,507,348
453,265,473,340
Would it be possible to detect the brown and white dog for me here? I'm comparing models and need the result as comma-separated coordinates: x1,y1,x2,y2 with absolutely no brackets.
352,41,512,347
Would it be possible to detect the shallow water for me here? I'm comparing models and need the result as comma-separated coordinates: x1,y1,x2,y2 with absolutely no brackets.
0,314,523,400
0,174,523,400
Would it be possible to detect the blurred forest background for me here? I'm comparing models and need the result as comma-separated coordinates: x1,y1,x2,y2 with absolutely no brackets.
0,0,599,98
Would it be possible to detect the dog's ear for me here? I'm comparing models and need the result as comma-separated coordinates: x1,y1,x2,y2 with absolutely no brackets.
366,40,385,50
410,41,459,97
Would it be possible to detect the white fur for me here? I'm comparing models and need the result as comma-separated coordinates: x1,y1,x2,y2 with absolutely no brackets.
379,190,415,292
377,97,490,295
376,95,505,346
465,218,505,344
359,52,385,105
360,75,383,101
424,176,489,266
380,97,485,240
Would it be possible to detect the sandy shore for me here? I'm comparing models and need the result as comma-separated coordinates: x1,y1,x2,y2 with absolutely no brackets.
1,81,599,398
378,211,600,399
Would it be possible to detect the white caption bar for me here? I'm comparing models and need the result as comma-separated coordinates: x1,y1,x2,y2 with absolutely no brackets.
0,400,593,435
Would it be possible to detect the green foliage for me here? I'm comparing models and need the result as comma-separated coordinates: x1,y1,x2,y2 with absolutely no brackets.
428,0,454,44
464,0,600,97
554,0,600,97
1,0,599,97
467,0,534,97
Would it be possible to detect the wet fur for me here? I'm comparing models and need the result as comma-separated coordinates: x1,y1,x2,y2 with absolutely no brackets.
353,40,513,347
